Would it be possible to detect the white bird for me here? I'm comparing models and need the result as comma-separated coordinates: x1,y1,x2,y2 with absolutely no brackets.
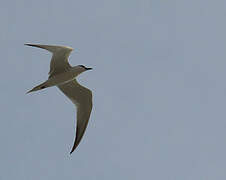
25,43,93,154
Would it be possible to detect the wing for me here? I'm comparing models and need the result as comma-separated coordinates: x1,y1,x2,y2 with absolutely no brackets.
57,80,93,154
25,44,73,77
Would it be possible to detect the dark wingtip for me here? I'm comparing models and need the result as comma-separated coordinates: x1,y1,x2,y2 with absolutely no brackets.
70,147,76,154
26,88,33,94
69,141,79,154
70,148,73,154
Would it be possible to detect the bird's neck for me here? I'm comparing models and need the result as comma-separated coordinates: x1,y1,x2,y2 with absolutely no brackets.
70,66,84,77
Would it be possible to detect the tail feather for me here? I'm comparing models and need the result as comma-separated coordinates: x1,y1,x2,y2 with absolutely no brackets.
26,82,47,94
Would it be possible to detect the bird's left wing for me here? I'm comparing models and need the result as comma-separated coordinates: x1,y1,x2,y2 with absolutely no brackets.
25,44,73,77
57,80,93,154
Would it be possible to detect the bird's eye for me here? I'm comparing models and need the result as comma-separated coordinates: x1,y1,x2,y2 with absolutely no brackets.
79,65,87,69
79,65,86,69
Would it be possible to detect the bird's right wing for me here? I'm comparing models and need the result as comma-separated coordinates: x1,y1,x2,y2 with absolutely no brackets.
25,44,73,77
57,80,93,154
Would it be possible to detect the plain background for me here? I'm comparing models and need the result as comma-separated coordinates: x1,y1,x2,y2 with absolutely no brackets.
1,0,226,179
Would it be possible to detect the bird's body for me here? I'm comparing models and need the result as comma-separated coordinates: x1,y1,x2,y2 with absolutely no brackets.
26,43,93,154
27,66,87,93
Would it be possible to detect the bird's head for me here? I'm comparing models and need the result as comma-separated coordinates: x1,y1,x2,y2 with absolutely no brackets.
78,65,92,71
73,65,92,75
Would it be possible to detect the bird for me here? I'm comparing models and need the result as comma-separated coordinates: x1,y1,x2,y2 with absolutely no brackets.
25,43,93,154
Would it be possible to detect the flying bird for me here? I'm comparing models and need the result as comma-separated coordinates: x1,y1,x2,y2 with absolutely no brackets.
25,43,93,154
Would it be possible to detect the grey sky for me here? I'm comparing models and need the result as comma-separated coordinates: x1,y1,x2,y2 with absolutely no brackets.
1,0,226,179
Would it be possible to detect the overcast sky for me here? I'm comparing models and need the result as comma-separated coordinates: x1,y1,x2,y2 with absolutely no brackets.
1,0,226,179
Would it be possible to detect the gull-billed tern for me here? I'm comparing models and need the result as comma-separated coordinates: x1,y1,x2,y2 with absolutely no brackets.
25,43,93,154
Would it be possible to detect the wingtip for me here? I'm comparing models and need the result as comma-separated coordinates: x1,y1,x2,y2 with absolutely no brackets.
26,88,33,94
69,143,79,154
26,87,36,94
26,90,31,94
70,148,75,154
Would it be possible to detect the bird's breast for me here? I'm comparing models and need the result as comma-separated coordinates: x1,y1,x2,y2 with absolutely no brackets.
47,71,78,87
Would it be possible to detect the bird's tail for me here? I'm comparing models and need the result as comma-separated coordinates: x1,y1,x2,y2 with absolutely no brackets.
26,81,48,94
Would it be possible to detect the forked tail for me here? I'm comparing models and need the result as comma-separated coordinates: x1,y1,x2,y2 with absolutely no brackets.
26,82,47,94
